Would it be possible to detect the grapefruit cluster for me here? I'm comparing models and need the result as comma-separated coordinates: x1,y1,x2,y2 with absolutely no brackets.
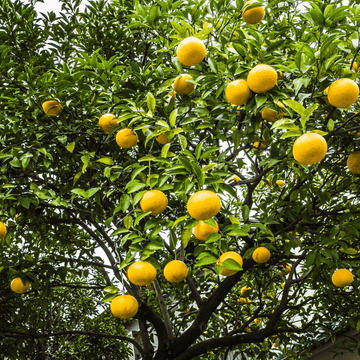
225,64,278,108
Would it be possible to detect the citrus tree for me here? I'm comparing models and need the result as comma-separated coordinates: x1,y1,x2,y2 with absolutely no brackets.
1,0,360,359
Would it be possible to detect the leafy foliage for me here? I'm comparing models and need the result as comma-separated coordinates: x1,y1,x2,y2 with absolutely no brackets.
1,0,360,359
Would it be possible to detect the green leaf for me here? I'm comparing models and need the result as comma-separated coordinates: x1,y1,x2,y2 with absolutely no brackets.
138,155,156,162
10,157,21,168
102,293,117,302
134,211,152,226
71,188,87,198
97,157,114,165
144,237,164,251
267,40,286,53
178,134,187,150
156,120,170,128
18,196,31,209
193,26,213,40
57,135,67,144
111,228,129,236
295,42,315,73
241,205,249,221
184,219,199,229
86,187,100,198
306,250,317,267
169,109,178,128
309,8,325,26
178,157,193,172
229,215,240,225
201,163,217,173
243,247,255,259
195,255,218,267
208,57,218,73
161,143,171,158
327,119,334,132
66,142,75,153
301,103,318,129
205,233,221,243
223,259,242,271
255,95,267,110
133,190,147,206
119,194,131,213
127,183,146,193
124,215,133,229
172,215,187,229
280,130,303,138
73,172,82,185
170,20,188,37
195,142,203,160
228,228,249,236
232,43,246,57
203,218,217,227
147,92,156,115
104,285,119,294
181,228,192,248
284,100,305,115
340,248,358,255
20,153,33,169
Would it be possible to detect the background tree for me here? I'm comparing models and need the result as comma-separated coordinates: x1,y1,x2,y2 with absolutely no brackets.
1,0,360,359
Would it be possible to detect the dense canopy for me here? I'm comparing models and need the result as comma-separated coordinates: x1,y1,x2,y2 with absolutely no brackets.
1,0,360,359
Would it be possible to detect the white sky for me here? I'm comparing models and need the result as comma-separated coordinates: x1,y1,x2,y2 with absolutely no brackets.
27,0,87,13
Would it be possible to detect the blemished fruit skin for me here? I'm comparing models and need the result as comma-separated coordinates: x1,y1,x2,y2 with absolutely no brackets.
242,0,265,24
225,80,251,106
193,220,219,241
332,269,353,287
110,295,138,319
98,113,118,133
293,133,327,165
261,101,285,122
173,74,195,95
11,278,30,294
156,131,173,145
127,261,157,286
252,247,271,263
0,221,7,239
176,37,206,67
327,78,359,108
42,100,63,116
218,252,243,276
164,260,188,283
187,190,221,220
116,128,138,148
140,190,168,216
247,64,277,93
347,152,360,174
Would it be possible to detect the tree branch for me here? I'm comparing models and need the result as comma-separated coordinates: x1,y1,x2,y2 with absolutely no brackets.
153,279,174,340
